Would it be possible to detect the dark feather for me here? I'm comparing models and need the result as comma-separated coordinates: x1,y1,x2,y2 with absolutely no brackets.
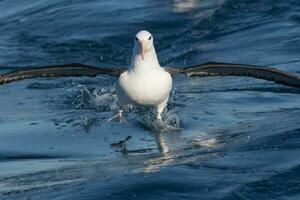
166,62,300,88
1,62,300,89
0,63,125,85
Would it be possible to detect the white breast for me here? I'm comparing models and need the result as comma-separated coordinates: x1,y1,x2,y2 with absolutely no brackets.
116,67,172,106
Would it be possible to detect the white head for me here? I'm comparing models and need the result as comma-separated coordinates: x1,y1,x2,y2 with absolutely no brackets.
133,30,154,61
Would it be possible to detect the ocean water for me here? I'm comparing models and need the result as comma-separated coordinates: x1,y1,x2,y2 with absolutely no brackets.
0,0,300,199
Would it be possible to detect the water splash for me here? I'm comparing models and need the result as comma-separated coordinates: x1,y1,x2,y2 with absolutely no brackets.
52,82,183,132
141,109,182,132
89,87,118,111
55,82,117,112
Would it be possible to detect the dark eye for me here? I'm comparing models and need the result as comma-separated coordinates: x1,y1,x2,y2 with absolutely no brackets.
148,36,152,40
135,37,138,41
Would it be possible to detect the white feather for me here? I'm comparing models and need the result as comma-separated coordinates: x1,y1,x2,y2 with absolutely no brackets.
116,30,172,120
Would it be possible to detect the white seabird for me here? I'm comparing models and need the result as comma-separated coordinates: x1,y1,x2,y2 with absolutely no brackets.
113,30,172,121
1,31,300,124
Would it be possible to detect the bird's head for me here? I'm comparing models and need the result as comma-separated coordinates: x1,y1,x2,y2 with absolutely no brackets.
134,30,154,60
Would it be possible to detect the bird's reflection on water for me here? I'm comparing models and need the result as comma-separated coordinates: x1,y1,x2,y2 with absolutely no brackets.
143,131,181,173
109,116,223,173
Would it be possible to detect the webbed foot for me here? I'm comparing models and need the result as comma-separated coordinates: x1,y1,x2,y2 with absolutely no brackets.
108,110,131,126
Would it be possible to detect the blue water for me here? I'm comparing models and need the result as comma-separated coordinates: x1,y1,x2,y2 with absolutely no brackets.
1,0,300,199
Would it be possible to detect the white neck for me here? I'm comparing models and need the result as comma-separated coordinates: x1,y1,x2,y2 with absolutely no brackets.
130,45,161,71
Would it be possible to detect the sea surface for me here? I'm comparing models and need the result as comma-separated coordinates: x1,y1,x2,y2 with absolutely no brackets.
0,0,300,199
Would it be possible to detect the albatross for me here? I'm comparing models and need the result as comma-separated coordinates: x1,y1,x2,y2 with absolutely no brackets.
1,30,300,121
113,30,172,121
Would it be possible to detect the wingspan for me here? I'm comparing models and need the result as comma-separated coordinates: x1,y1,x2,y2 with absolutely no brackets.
165,62,300,88
0,63,125,85
2,62,300,88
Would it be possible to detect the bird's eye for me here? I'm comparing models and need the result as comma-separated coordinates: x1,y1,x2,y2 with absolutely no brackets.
148,36,152,40
135,37,138,41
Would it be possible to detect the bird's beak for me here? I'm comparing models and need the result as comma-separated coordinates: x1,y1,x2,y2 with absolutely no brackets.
139,40,147,60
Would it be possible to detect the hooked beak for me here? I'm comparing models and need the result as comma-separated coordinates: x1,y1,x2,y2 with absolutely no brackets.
139,40,147,60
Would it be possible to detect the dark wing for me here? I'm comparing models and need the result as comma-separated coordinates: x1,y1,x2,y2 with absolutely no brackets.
2,62,300,88
165,62,300,88
0,63,125,85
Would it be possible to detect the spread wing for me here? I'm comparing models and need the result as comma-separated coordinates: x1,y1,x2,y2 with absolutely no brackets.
165,62,300,88
0,63,125,85
1,62,300,89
